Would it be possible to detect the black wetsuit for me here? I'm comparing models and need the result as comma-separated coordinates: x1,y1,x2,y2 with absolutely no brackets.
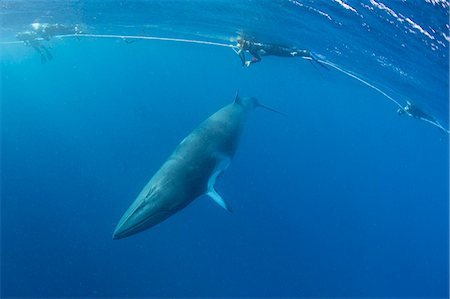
36,24,79,40
406,104,436,122
16,31,53,63
239,40,311,65
237,39,329,71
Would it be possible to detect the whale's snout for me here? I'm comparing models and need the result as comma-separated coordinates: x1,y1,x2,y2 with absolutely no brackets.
113,200,171,240
112,222,131,240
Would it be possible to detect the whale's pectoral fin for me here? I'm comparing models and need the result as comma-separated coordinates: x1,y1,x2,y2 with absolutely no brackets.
207,188,232,212
206,153,232,212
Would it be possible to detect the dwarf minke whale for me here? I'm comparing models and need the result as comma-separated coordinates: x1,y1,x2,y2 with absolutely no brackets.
113,92,283,239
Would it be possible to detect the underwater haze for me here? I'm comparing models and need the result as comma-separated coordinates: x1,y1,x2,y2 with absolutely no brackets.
1,1,449,298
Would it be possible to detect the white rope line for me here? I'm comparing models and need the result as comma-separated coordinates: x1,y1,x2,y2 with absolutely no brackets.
0,41,23,45
1,33,239,49
317,59,404,109
2,34,447,133
414,117,449,133
317,59,449,134
55,33,239,49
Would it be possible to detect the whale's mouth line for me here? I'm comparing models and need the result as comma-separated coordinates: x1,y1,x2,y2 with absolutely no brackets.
113,210,171,239
114,218,147,239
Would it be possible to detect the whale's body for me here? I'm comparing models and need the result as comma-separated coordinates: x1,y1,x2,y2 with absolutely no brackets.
113,94,259,239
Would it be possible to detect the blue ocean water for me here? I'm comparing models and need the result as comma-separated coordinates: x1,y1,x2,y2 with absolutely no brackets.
1,1,448,298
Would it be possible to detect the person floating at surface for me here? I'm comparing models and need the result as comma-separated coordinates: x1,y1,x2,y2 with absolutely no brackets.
397,101,437,122
236,37,329,70
31,23,82,40
16,23,82,63
16,30,53,64
397,100,448,133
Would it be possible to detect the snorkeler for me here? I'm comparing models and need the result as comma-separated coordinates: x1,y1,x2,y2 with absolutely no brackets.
396,100,449,133
236,37,329,70
31,23,82,40
397,101,437,122
16,31,53,64
16,23,82,63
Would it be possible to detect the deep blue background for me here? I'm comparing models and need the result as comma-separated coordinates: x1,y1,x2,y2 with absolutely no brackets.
1,1,449,298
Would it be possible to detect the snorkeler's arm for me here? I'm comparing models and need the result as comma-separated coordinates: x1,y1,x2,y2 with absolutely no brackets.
237,49,247,66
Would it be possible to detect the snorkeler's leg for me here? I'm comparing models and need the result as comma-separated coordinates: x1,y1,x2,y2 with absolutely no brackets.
41,46,53,61
248,50,261,66
294,50,330,71
32,45,47,64
292,49,310,57
311,55,330,71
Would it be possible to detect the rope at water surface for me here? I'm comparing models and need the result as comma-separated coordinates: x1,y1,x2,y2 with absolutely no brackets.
316,59,450,134
2,33,448,134
316,60,404,109
58,33,239,48
0,33,239,48
0,41,23,44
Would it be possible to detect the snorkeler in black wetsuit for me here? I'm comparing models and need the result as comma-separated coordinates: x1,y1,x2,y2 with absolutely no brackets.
396,100,449,133
32,23,82,40
16,31,53,64
16,23,82,63
236,37,329,70
397,101,437,123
